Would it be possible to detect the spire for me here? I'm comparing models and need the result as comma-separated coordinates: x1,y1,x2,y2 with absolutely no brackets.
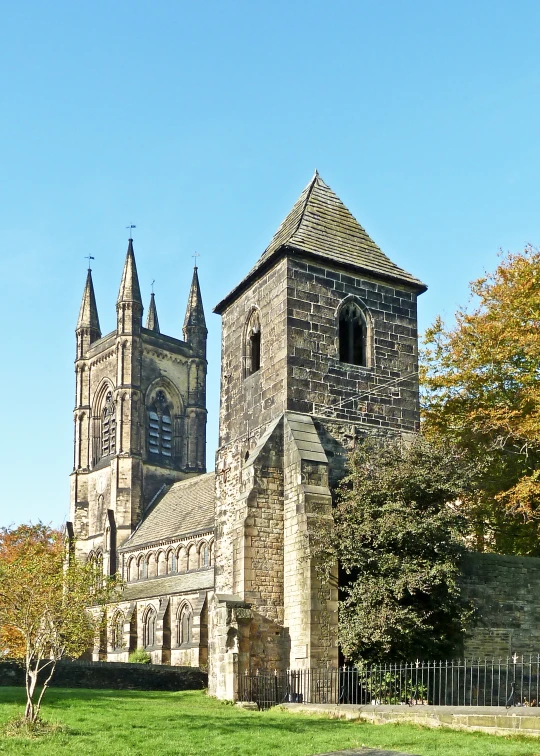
183,266,206,331
117,238,143,306
76,269,101,339
116,238,143,335
146,292,160,333
183,266,207,355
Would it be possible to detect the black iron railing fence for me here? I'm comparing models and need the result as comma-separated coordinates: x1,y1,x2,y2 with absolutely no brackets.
238,656,540,710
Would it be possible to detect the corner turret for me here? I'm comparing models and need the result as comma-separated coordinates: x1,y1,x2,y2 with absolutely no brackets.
183,266,207,357
146,292,160,333
117,238,143,335
76,268,101,359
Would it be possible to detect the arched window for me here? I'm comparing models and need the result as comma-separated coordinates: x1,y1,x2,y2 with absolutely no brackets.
338,300,367,367
148,390,173,458
177,604,192,646
201,543,210,568
167,550,177,574
209,541,214,566
101,391,116,457
157,551,167,576
138,555,147,580
112,611,124,650
127,557,135,582
245,310,261,376
187,544,197,571
143,606,157,648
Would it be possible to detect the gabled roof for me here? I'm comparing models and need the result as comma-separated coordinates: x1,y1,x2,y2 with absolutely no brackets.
121,472,215,551
214,173,426,313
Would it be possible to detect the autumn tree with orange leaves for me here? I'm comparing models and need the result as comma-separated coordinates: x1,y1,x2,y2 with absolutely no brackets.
422,246,540,554
0,523,119,724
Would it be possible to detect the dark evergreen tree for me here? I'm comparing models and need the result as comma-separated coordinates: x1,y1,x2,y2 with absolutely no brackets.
318,436,479,664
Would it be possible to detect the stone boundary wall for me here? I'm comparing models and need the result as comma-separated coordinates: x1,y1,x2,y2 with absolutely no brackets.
282,703,540,736
461,552,540,659
0,660,207,691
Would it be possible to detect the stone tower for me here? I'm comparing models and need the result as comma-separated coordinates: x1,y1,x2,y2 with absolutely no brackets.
209,173,426,697
69,240,207,576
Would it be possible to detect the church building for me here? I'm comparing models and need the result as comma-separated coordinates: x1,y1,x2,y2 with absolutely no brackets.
68,173,426,698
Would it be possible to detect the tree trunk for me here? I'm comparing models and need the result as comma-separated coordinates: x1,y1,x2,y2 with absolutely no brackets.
25,667,37,722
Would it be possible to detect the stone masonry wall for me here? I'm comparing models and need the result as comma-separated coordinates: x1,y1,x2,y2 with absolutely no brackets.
218,257,288,449
461,552,540,659
286,256,420,432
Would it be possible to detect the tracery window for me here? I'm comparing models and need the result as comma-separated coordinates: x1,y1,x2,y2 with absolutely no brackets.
148,390,173,458
112,611,124,650
101,391,116,457
89,550,103,592
177,604,192,646
245,310,261,376
143,607,156,648
339,300,367,367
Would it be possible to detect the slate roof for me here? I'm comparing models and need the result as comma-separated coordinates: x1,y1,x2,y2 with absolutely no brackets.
214,172,426,313
121,472,215,551
120,569,214,601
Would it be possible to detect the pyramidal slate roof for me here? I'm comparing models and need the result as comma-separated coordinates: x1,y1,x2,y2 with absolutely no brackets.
121,472,215,551
214,172,426,313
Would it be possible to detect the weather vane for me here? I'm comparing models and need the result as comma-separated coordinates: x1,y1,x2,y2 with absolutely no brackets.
151,279,155,293
126,224,136,238
192,251,200,267
85,254,94,270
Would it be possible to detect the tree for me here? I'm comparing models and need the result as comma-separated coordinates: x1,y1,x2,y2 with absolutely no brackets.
317,436,477,664
0,523,119,724
422,246,540,554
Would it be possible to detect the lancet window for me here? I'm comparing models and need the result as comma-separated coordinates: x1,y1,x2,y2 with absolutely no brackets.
201,543,210,568
177,604,192,646
148,390,173,458
245,310,261,376
101,391,116,457
338,300,368,367
143,607,157,648
167,550,177,574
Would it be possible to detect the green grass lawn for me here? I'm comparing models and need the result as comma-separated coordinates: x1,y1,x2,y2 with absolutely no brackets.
1,687,540,756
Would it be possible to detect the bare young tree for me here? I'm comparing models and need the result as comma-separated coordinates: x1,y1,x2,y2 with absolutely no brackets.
0,523,120,723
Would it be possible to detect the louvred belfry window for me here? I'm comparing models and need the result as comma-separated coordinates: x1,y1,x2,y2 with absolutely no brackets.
339,301,367,367
148,390,172,458
101,392,116,457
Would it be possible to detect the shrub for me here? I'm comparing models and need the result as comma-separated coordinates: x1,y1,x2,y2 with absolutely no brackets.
128,648,152,664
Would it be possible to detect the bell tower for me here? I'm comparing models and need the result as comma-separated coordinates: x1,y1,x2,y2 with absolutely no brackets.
69,240,208,577
209,173,426,697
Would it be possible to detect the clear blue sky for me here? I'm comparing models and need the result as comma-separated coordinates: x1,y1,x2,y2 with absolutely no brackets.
2,1,540,528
